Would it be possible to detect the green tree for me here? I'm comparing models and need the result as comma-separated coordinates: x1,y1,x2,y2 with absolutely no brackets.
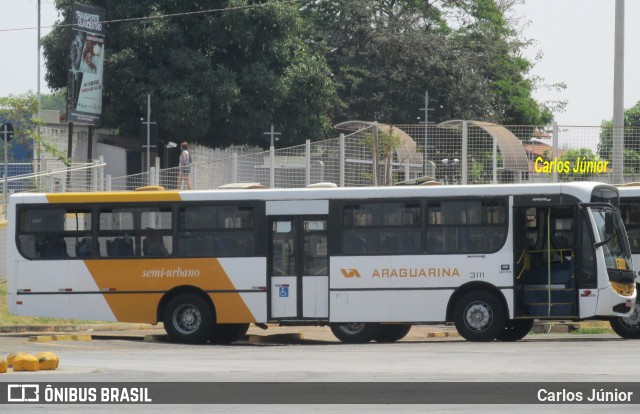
363,126,402,186
556,148,601,182
40,89,67,112
42,0,336,147
597,100,640,164
303,0,552,126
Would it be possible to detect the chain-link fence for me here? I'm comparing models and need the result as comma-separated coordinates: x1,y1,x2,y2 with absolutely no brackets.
113,123,638,191
7,122,640,196
1,159,106,216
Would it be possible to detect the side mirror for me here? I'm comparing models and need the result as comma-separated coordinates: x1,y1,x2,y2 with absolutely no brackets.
595,212,615,248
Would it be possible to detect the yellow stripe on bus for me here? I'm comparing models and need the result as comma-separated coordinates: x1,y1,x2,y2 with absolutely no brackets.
83,258,256,324
46,191,182,204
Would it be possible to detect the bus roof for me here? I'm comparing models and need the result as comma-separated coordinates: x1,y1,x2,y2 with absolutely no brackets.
11,182,614,205
618,184,640,197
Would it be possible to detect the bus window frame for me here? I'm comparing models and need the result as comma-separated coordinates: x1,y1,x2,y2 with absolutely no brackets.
333,196,508,256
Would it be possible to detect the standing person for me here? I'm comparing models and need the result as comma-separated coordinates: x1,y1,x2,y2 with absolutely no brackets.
178,141,192,190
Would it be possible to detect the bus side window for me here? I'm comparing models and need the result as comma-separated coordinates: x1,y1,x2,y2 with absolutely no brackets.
18,235,37,259
343,232,367,254
106,237,134,257
37,236,68,258
75,238,92,258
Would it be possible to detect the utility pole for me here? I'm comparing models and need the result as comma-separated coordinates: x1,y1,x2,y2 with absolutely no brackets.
141,94,156,173
263,124,281,148
612,0,625,184
419,90,435,158
36,0,42,178
37,0,41,104
419,90,435,177
1,123,14,218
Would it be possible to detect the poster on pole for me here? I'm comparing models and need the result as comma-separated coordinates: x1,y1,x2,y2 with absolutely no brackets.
67,3,106,126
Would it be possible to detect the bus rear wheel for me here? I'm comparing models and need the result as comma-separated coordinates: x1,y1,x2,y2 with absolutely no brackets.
163,293,214,344
330,323,378,343
373,324,412,343
610,301,640,339
209,323,250,344
497,319,533,342
453,291,506,342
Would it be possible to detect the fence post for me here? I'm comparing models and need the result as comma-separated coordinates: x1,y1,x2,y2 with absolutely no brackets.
232,153,238,183
269,146,275,188
91,163,98,192
493,137,498,184
462,120,468,185
155,157,160,187
150,167,156,186
106,175,112,191
305,139,311,186
372,122,379,186
98,156,104,191
552,122,559,183
339,133,345,187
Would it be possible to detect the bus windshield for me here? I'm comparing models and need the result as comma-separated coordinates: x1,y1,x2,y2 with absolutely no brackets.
591,206,633,274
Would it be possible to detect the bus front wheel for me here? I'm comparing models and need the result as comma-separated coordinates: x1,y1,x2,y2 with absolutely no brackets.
453,291,506,342
209,323,250,344
373,324,412,343
330,323,378,343
610,301,640,339
163,293,214,344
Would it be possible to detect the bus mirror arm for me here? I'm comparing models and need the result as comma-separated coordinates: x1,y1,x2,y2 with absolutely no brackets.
594,237,611,249
595,213,615,248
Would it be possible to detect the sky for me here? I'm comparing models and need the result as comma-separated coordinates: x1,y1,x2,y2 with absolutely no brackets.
1,0,639,127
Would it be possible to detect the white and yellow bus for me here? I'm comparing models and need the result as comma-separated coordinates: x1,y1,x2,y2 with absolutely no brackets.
6,182,636,343
614,185,640,338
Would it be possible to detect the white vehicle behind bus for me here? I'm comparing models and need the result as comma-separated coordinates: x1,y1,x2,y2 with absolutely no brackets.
613,184,640,338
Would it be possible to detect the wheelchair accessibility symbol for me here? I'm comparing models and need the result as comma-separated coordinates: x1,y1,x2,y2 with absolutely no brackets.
279,285,289,297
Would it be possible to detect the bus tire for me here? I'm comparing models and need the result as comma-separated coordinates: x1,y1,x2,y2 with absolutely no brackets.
209,323,250,344
163,293,213,344
453,291,506,342
497,319,533,342
610,301,640,339
330,323,378,343
373,324,412,343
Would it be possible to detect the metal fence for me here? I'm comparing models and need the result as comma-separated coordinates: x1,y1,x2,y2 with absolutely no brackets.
4,122,640,197
0,158,107,216
105,122,640,191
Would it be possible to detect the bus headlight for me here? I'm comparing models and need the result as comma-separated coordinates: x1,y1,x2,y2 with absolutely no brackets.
611,281,635,296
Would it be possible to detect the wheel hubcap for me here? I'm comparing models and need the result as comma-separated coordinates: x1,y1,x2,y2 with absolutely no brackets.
340,323,366,335
621,303,640,328
465,302,493,331
173,304,202,335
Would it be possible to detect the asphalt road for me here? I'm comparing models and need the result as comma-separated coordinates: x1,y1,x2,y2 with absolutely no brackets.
0,327,638,413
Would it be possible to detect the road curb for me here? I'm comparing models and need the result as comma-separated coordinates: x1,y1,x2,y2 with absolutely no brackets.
0,324,161,334
27,334,92,342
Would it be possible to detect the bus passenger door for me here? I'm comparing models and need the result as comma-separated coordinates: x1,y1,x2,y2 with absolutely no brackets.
269,217,328,320
513,206,578,318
